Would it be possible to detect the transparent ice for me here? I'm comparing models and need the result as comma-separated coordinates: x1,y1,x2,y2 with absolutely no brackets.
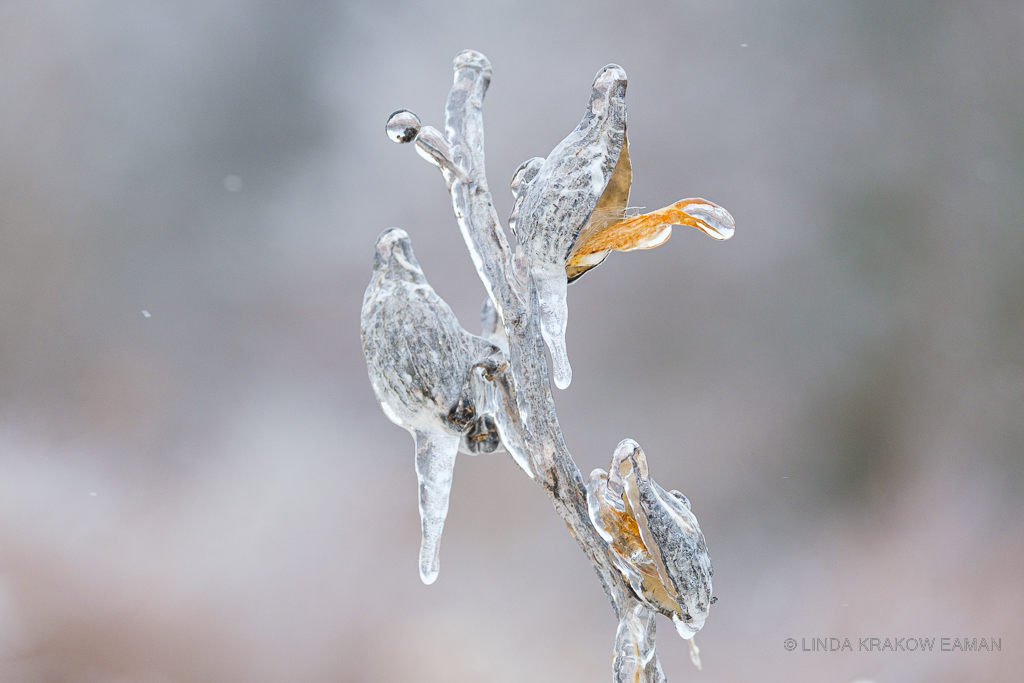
534,265,571,389
385,109,421,143
508,156,544,239
587,439,714,664
414,430,459,584
361,227,526,583
374,50,735,681
613,603,667,683
511,65,629,390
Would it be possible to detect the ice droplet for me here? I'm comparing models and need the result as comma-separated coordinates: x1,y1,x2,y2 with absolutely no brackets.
141,310,151,318
223,175,243,192
510,157,544,198
685,202,735,240
386,109,421,144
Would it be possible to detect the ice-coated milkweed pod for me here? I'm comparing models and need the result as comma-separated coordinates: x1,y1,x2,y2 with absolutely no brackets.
512,64,630,390
511,64,736,391
586,439,714,655
361,228,532,584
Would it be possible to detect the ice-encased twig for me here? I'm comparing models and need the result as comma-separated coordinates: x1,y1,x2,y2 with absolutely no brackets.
378,50,734,681
386,51,667,681
438,49,633,594
614,603,668,683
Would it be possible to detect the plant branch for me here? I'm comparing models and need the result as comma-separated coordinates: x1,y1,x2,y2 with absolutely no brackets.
387,49,669,682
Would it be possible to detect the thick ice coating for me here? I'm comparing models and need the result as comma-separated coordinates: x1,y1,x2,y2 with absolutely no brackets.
510,64,736,391
567,198,736,278
512,65,630,389
586,438,714,661
612,602,667,681
361,228,526,583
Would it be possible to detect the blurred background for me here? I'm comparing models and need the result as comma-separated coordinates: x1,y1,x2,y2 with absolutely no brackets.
1,1,1022,681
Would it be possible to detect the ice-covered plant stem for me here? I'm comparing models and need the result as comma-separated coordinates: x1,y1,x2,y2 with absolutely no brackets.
364,50,732,682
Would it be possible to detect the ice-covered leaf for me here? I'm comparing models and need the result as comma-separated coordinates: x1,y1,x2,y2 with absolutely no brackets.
566,133,633,281
567,198,735,276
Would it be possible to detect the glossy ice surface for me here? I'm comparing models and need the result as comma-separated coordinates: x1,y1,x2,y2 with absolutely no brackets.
361,228,529,583
588,439,713,662
512,65,629,389
508,65,735,390
378,50,728,682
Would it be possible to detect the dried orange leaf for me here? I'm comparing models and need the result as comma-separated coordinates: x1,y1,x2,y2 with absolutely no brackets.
567,198,735,275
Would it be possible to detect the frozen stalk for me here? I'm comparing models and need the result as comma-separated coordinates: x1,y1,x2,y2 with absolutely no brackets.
614,603,667,683
368,50,734,681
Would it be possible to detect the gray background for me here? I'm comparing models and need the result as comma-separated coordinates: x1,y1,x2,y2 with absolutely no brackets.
1,1,1021,681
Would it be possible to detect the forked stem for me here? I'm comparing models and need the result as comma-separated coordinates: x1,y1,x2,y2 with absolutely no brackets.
387,50,666,682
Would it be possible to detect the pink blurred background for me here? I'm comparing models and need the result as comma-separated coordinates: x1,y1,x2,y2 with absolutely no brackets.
1,1,1021,681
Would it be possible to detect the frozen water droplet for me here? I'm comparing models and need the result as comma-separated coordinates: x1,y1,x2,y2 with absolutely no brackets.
141,310,151,318
510,157,544,198
685,202,735,240
386,109,421,144
223,175,243,192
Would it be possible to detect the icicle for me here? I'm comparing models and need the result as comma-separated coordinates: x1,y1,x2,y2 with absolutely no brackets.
534,266,572,389
414,431,460,584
